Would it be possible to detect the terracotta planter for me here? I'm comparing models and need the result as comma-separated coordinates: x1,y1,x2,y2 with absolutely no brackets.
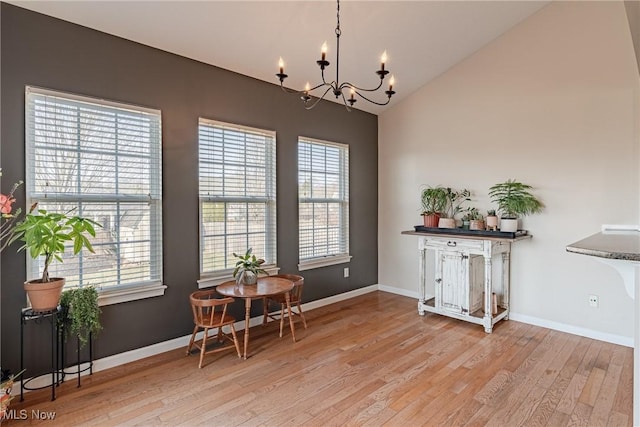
422,213,440,228
486,215,499,231
469,220,485,231
438,218,456,229
24,278,65,312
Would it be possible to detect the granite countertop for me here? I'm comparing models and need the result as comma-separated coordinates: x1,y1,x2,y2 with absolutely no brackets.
566,230,640,261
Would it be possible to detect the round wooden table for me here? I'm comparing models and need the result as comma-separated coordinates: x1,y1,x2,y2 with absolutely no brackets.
216,277,295,359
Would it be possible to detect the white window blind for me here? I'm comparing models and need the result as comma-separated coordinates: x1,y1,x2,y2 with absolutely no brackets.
198,119,276,277
25,87,163,300
298,137,350,269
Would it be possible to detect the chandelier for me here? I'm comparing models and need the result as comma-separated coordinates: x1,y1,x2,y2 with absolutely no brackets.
276,0,395,111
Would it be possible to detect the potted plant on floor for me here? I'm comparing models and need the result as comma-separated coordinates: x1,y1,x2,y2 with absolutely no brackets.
488,179,543,232
59,286,101,347
438,188,470,229
420,186,447,228
233,248,268,285
12,208,100,312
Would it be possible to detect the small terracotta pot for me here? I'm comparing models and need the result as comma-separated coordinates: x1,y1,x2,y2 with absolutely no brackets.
24,278,65,312
423,213,440,228
470,220,485,231
486,216,499,231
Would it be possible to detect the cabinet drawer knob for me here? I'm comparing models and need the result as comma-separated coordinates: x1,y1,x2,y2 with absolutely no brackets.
435,278,442,283
447,241,457,247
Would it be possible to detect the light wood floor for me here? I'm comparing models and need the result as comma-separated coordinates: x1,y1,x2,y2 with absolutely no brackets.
8,291,633,426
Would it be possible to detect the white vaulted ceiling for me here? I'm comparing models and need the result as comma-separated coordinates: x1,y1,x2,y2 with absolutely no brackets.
7,0,550,114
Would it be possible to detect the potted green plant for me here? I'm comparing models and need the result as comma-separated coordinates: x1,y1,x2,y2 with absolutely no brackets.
438,188,470,229
486,209,498,231
462,207,484,230
59,286,101,347
232,248,268,285
12,208,99,312
488,180,543,232
420,186,447,228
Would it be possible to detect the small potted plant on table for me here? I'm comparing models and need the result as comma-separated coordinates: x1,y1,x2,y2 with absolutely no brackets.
12,208,99,312
438,188,470,229
462,207,485,231
420,186,447,228
488,179,543,232
233,248,268,285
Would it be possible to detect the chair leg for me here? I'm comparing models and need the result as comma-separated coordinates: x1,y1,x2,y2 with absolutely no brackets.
297,302,307,329
279,304,285,338
199,327,209,369
186,325,199,355
217,326,223,342
230,324,242,358
263,297,268,326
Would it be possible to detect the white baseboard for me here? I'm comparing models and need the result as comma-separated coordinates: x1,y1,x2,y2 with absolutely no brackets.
508,312,633,348
377,283,634,348
16,284,379,393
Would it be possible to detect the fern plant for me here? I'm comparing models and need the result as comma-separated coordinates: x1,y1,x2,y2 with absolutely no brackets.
488,180,543,219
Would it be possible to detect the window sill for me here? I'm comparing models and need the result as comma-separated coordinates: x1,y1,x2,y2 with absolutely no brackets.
198,265,281,289
97,281,167,306
298,255,352,271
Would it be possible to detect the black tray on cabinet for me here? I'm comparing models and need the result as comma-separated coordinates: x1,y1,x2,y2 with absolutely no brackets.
413,226,528,239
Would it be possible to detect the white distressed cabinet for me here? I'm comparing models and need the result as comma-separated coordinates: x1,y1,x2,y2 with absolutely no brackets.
402,230,531,333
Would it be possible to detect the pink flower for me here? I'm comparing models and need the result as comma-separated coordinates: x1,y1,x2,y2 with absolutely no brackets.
0,194,14,215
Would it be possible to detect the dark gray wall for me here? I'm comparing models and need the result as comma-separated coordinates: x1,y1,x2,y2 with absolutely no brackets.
0,3,378,374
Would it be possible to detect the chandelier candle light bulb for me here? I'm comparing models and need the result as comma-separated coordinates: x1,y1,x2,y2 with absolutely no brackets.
321,42,328,61
278,57,285,75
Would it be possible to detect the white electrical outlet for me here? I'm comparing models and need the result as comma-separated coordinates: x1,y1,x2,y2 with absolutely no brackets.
589,294,599,308
344,267,349,278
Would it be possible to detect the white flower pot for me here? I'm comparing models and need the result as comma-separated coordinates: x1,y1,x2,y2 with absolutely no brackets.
500,218,518,233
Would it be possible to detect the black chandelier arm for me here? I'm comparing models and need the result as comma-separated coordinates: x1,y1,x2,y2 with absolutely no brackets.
338,91,354,112
304,86,335,110
352,89,392,106
339,78,384,93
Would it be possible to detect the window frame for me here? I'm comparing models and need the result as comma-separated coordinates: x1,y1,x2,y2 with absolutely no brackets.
24,86,165,306
197,118,278,288
297,136,351,271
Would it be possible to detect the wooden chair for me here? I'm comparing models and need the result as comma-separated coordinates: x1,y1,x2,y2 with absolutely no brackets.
186,290,241,368
262,274,307,338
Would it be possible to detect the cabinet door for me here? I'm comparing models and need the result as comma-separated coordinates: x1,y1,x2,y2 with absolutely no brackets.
438,252,469,314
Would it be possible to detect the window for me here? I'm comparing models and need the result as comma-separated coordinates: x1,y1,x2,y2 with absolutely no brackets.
25,87,164,305
198,119,277,286
298,137,350,270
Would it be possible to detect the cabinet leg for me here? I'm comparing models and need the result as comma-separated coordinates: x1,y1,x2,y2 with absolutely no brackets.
483,315,493,334
418,301,425,316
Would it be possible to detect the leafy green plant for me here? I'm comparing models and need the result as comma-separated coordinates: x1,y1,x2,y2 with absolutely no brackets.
420,186,447,216
58,286,101,347
487,209,496,217
232,248,268,284
488,180,543,219
462,207,482,221
12,209,100,283
441,188,471,219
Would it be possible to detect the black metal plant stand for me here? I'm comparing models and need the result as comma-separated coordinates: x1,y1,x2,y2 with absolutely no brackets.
20,307,61,402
